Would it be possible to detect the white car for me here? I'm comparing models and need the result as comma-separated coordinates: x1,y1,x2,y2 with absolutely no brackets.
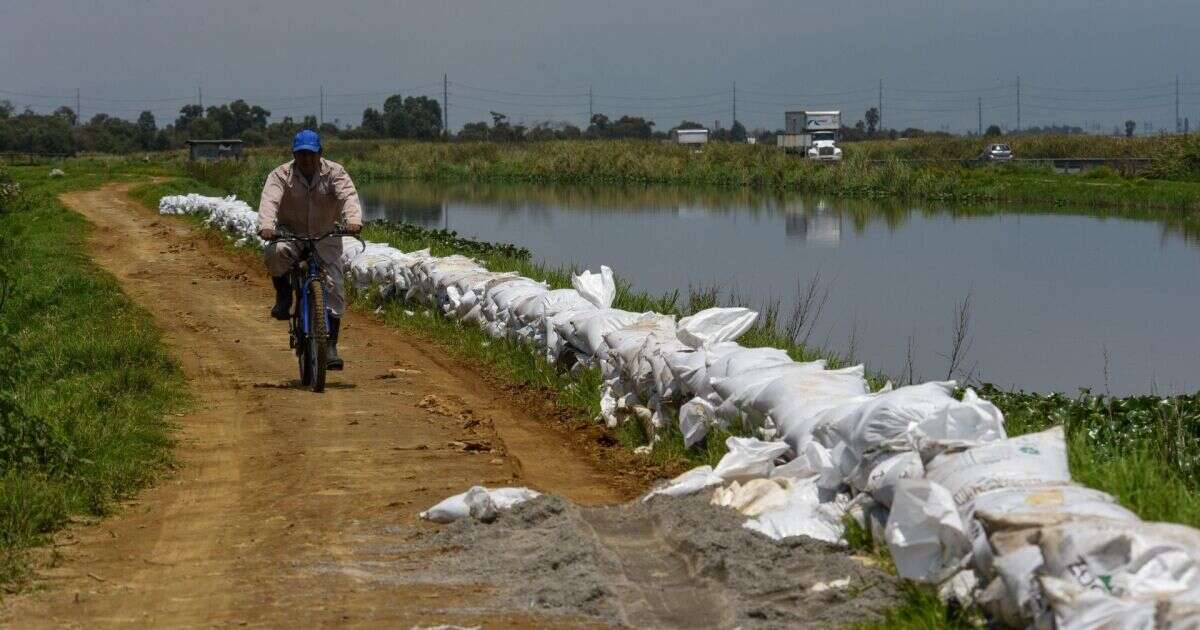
982,143,1013,162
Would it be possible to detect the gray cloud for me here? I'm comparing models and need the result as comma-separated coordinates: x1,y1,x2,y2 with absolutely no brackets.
3,0,1198,132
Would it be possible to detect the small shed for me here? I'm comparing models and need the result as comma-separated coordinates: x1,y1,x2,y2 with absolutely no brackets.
186,139,245,161
671,128,709,145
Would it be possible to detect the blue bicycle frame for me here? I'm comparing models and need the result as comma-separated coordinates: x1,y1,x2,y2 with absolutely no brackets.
298,259,329,340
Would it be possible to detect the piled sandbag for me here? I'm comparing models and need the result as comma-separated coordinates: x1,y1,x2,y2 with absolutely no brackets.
160,193,1200,628
160,193,263,247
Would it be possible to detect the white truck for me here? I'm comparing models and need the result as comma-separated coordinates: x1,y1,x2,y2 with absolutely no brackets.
777,111,843,161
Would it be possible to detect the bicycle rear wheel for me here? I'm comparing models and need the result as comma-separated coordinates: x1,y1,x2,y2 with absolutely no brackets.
305,278,329,393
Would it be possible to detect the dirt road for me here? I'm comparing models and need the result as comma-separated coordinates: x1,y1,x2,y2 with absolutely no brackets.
1,183,626,628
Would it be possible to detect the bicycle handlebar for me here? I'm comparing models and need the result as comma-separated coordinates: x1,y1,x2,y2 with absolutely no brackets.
268,229,364,247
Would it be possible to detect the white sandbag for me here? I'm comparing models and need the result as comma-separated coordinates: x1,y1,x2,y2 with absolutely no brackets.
1038,520,1200,602
676,307,757,349
662,342,739,399
711,436,791,482
710,361,831,426
643,338,690,401
741,364,870,421
742,476,849,543
815,382,1006,486
773,392,879,454
978,544,1048,627
1039,576,1157,630
517,287,587,327
419,486,541,524
486,278,547,318
604,314,678,380
706,345,795,381
679,397,717,448
863,451,925,508
643,465,724,500
710,478,793,517
885,479,972,582
971,485,1140,534
564,308,643,358
571,266,615,309
925,427,1070,506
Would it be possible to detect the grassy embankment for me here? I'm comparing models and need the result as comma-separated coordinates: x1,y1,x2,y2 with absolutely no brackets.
0,160,188,587
237,135,1200,211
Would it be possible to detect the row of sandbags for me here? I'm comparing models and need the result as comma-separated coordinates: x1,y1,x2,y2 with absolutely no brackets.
159,193,1200,628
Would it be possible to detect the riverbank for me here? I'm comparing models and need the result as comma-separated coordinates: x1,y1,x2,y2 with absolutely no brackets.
200,137,1200,211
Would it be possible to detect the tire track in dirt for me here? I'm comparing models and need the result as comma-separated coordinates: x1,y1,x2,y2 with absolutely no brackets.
0,183,625,628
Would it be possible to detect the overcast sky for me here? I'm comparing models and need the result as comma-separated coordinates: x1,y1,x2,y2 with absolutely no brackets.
4,0,1199,133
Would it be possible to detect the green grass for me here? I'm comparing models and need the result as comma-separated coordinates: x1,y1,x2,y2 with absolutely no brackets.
850,582,980,630
0,161,187,588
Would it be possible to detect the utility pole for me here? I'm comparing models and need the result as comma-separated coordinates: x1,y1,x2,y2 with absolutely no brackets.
75,88,80,126
1176,75,1181,133
588,84,594,120
978,97,982,136
1016,75,1021,132
443,73,449,137
319,85,324,126
878,78,883,131
732,81,737,128
197,85,202,110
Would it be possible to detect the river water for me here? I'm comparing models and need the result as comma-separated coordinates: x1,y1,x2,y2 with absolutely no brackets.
360,180,1200,395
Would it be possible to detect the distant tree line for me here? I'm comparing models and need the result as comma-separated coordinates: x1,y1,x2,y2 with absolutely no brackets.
0,96,1132,156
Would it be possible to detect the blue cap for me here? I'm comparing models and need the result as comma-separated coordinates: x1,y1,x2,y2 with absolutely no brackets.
292,129,321,153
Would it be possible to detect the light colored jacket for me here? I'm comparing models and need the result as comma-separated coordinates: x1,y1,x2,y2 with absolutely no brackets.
258,158,363,235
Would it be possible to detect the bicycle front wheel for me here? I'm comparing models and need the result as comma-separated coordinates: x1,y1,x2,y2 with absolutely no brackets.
305,278,329,393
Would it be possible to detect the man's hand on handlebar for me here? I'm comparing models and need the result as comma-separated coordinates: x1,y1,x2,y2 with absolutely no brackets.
259,228,277,241
344,223,363,236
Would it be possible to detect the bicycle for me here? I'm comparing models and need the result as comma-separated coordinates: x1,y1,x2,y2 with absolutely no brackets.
269,228,362,393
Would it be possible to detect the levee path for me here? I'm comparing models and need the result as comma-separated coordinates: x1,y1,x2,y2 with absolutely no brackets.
1,182,625,627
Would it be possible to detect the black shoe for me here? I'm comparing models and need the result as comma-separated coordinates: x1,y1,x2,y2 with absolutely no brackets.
271,275,292,321
327,315,344,370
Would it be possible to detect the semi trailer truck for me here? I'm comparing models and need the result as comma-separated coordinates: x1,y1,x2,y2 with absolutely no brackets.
777,110,843,161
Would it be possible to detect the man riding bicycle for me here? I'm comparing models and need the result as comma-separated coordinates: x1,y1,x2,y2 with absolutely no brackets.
257,129,362,370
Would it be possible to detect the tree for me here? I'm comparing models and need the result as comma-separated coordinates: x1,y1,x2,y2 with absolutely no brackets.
186,116,222,140
378,94,442,139
865,107,880,135
53,106,77,127
0,100,12,119
136,111,157,149
985,124,1002,137
730,120,748,142
585,113,611,138
398,96,443,139
175,104,203,130
457,121,490,141
360,107,386,137
1124,120,1136,138
609,115,654,139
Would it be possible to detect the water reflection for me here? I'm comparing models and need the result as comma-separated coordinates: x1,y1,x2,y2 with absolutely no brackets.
362,180,1200,248
360,180,1200,394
